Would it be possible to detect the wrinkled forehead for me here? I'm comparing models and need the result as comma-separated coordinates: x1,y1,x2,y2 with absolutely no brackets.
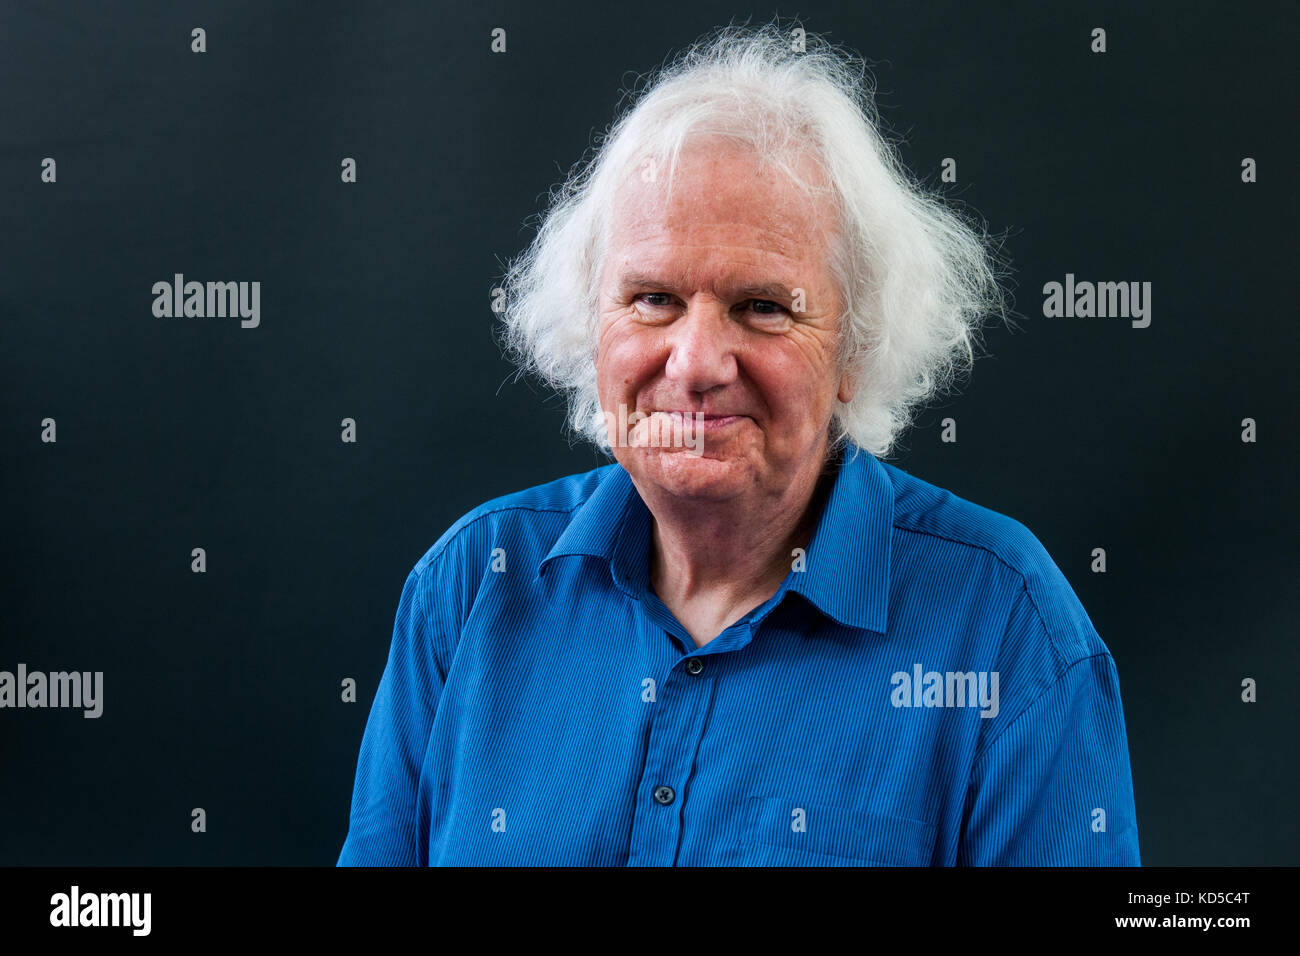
603,138,840,278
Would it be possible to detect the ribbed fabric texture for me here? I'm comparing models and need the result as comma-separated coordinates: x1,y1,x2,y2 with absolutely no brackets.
338,443,1140,866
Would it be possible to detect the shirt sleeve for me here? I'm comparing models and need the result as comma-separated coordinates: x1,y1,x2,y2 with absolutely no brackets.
958,650,1142,865
337,564,445,866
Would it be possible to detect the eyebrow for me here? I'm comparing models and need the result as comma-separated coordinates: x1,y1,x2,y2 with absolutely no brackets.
615,270,797,302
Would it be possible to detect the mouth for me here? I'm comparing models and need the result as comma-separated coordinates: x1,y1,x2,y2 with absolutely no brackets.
651,411,746,430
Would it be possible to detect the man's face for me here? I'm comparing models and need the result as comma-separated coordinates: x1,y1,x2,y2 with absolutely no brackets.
595,138,856,504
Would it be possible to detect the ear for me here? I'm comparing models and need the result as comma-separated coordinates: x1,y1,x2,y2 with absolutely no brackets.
836,367,859,404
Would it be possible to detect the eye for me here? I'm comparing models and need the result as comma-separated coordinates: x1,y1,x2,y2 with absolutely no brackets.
630,293,790,329
631,293,679,324
744,299,792,330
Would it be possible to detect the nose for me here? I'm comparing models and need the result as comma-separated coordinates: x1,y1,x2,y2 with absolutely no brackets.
663,296,739,394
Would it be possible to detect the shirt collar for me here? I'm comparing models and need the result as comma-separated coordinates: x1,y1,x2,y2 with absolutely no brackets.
785,443,893,634
536,462,652,600
536,442,893,634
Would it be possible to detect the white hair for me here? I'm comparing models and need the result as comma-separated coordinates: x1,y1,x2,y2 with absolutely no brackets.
497,19,1009,459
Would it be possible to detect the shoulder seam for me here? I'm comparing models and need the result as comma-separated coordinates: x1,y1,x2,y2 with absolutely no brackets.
890,518,1083,663
891,518,1049,617
420,501,586,569
891,518,1027,580
971,650,1116,765
415,464,617,571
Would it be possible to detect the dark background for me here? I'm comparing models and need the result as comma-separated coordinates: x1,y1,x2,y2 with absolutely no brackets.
1,0,1295,865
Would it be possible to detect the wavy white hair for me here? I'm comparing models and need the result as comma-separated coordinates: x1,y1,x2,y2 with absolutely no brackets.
497,19,1009,459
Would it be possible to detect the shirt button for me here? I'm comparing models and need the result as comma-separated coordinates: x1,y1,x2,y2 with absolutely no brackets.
652,785,675,805
685,657,705,675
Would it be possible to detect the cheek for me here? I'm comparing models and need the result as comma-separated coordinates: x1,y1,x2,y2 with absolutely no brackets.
745,341,839,419
598,328,664,395
750,348,820,402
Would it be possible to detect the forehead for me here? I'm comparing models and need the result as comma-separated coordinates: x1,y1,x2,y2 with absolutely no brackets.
605,139,838,278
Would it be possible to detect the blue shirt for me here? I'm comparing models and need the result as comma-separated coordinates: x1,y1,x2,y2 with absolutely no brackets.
337,443,1141,866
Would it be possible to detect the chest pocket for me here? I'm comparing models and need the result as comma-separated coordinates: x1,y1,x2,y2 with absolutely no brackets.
739,795,936,866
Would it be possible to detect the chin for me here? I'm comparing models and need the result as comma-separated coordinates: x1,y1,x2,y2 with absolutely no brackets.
628,447,756,501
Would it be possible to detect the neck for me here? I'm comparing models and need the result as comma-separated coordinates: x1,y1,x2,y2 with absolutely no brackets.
643,444,839,614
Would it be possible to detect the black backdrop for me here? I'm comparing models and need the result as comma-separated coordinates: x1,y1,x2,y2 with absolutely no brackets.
1,0,1296,866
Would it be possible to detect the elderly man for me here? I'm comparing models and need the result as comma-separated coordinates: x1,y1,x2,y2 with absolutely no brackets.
338,23,1140,866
